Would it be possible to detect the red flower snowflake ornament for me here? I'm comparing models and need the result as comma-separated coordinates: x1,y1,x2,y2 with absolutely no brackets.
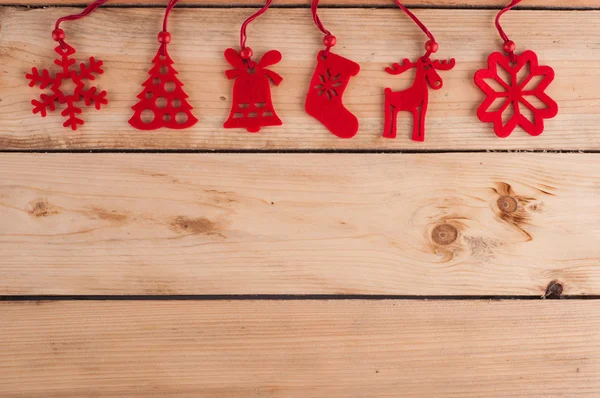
474,50,558,138
474,0,558,138
25,0,109,130
26,42,107,130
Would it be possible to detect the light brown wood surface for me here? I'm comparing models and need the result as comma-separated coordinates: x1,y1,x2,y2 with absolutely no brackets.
1,153,599,296
1,300,599,397
1,7,599,150
2,0,598,7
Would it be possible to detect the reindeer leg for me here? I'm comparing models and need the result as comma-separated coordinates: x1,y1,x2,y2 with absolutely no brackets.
382,90,397,139
412,103,426,142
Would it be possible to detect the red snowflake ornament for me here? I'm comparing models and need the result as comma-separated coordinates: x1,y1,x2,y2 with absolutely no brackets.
474,50,558,138
26,43,107,130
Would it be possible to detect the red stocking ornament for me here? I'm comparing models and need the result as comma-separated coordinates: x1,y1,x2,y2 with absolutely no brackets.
224,0,282,133
474,0,558,138
130,0,198,130
306,0,360,139
26,0,108,130
383,2,455,142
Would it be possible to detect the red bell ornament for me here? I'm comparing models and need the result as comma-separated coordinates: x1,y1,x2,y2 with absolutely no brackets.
474,0,558,137
129,0,198,130
25,0,109,130
382,1,455,142
223,0,283,133
306,0,361,139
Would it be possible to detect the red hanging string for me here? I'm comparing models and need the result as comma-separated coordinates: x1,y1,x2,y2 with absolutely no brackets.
163,0,180,33
393,0,437,59
159,0,180,55
495,0,522,61
310,0,335,55
240,0,273,51
54,0,108,49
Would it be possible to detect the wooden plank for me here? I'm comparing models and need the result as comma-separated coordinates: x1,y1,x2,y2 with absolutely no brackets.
1,8,599,150
1,300,598,396
1,153,599,296
1,0,598,7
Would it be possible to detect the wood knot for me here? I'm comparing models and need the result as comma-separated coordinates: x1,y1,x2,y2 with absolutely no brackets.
497,196,518,213
432,224,458,245
544,281,563,299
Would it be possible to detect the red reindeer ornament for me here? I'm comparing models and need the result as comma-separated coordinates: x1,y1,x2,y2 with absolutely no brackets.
384,56,455,141
224,0,282,133
383,2,455,142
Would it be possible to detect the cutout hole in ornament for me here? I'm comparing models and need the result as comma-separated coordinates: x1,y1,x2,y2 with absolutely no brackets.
488,97,509,112
483,77,506,93
163,113,171,122
248,112,259,118
239,103,250,109
153,78,161,86
165,81,176,93
522,95,548,110
145,92,154,99
176,112,188,124
256,103,266,108
233,113,244,118
159,66,169,75
172,98,182,108
141,109,155,124
516,61,531,86
519,101,536,124
319,74,326,83
522,75,545,92
156,97,168,109
247,68,256,74
496,64,512,87
159,55,167,61
502,101,515,127
263,111,273,117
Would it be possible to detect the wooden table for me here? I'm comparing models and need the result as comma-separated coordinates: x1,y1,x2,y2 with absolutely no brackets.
1,0,599,396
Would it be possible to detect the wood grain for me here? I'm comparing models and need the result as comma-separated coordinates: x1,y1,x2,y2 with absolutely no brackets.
1,0,598,7
1,153,599,296
1,7,599,150
1,300,599,397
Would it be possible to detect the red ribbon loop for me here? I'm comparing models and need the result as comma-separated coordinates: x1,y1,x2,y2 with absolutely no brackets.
393,0,436,58
54,0,108,48
240,0,274,65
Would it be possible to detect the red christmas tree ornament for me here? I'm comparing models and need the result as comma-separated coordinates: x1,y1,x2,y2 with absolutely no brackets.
382,2,455,142
25,0,108,130
130,0,198,130
306,0,360,139
474,0,558,138
223,0,282,133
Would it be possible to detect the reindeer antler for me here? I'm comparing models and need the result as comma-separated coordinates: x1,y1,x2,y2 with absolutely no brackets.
432,58,456,71
385,58,415,75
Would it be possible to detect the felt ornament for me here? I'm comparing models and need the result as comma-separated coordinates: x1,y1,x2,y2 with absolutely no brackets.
382,1,455,142
223,0,282,133
26,0,108,130
306,0,360,139
474,0,558,138
130,0,198,130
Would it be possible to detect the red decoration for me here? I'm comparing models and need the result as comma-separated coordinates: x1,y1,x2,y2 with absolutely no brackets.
383,1,455,142
129,46,198,130
305,51,360,139
383,57,455,141
474,0,558,137
224,0,282,133
474,51,557,138
26,0,108,130
223,48,282,133
26,43,107,131
308,0,361,138
130,0,197,130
